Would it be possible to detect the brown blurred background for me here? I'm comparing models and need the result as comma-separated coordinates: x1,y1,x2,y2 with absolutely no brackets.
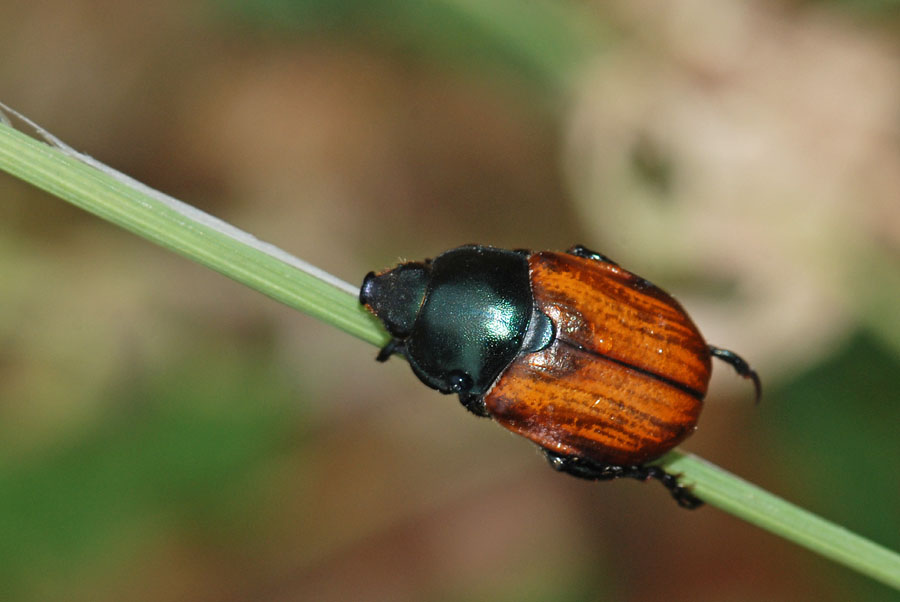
1,1,899,600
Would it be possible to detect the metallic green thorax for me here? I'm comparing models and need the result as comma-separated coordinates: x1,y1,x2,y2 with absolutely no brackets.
361,246,533,396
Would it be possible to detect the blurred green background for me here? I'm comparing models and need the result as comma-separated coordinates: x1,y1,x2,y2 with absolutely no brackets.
2,1,899,600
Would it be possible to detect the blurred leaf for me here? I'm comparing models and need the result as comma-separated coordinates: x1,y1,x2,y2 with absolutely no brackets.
0,344,304,601
858,249,900,358
217,0,603,94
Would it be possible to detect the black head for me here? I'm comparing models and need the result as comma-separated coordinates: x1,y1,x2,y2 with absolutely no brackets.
360,262,430,338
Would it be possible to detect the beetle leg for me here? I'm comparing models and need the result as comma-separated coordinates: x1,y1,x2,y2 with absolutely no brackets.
709,346,762,403
626,465,704,509
544,450,623,480
458,393,490,418
376,338,404,362
543,450,703,509
566,245,619,266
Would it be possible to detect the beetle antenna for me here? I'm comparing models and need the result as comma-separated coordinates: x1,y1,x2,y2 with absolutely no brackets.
709,346,762,403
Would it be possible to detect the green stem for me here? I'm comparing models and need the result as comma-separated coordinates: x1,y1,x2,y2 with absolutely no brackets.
1,120,898,591
0,120,387,348
658,451,900,589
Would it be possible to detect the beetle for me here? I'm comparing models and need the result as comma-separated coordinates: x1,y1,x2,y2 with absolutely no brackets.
360,244,760,508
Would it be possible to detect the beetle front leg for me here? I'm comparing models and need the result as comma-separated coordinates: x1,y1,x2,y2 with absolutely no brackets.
543,450,703,509
458,393,490,418
375,338,404,362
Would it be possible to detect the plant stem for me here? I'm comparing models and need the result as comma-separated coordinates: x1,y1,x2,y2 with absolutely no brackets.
658,451,900,589
1,120,898,591
0,120,387,348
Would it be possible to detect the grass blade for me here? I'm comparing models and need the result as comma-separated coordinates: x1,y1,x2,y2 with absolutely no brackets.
658,451,900,589
0,119,387,348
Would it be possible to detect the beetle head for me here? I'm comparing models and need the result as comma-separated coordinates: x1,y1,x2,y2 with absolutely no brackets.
360,262,430,338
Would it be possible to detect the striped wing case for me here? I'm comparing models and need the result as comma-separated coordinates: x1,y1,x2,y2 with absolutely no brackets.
484,251,712,466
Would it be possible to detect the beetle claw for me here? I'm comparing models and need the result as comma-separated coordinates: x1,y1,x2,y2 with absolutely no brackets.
709,345,762,403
